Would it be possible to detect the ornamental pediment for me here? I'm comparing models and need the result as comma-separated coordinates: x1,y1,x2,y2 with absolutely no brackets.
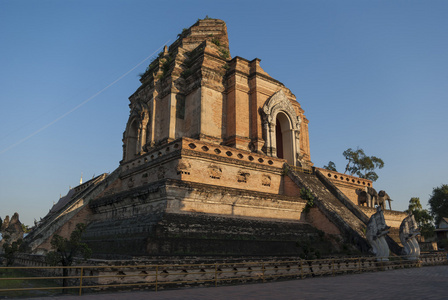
262,90,300,130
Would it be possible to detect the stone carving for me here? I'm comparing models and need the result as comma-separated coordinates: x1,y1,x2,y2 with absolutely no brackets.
141,172,149,184
261,90,302,165
356,187,392,210
208,165,222,179
127,177,134,188
378,190,392,210
262,175,271,187
262,90,300,127
237,170,250,183
157,166,165,180
176,160,191,175
366,207,390,261
356,189,369,206
367,187,379,208
399,214,421,260
356,187,378,208
122,99,149,162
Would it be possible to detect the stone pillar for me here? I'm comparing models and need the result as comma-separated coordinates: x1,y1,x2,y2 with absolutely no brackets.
270,121,277,157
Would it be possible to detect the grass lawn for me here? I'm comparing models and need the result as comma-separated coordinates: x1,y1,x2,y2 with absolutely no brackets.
0,268,75,298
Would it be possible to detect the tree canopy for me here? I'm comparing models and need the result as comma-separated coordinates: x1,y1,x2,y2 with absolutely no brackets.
406,197,434,239
45,223,91,267
428,184,448,226
21,223,31,233
323,161,337,172
2,238,22,266
323,148,384,181
342,148,384,181
45,223,92,290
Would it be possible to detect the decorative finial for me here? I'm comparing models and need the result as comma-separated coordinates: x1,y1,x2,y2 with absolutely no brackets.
80,172,83,185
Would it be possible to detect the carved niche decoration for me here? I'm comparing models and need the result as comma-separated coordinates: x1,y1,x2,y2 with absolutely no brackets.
127,177,134,188
399,214,421,260
237,170,250,183
366,206,390,261
123,98,150,161
262,174,271,187
141,172,149,184
176,160,191,175
261,90,302,166
157,166,165,180
208,164,222,179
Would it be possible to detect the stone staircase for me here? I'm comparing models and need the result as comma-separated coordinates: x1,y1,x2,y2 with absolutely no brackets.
285,164,369,252
285,164,402,255
313,168,403,254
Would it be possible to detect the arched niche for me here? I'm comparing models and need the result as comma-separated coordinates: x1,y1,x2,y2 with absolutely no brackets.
122,99,149,162
125,119,139,161
262,90,301,166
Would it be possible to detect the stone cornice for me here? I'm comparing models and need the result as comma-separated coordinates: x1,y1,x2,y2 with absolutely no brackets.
120,150,182,179
181,149,282,173
90,178,305,210
121,137,285,177
316,168,373,188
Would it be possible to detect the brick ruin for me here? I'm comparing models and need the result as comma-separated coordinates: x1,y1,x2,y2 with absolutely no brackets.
0,213,24,253
24,19,407,258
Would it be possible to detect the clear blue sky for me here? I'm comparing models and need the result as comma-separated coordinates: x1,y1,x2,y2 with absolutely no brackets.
1,0,447,226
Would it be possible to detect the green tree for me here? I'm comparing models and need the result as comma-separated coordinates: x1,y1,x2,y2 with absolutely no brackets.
300,188,315,213
45,223,92,290
296,238,321,277
428,184,448,226
406,197,434,239
323,161,337,172
2,238,22,266
343,148,384,181
21,223,31,233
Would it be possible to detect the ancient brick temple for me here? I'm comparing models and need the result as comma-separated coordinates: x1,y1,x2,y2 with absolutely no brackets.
122,19,311,168
24,19,406,257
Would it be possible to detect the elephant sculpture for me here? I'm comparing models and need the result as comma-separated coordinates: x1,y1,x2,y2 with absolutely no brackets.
356,187,389,209
367,187,378,208
356,189,369,206
378,190,393,210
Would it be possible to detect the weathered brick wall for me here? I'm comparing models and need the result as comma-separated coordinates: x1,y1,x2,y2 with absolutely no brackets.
83,212,322,257
122,19,312,168
149,213,325,256
283,175,301,197
25,173,115,254
84,179,315,256
89,179,308,225
119,138,287,195
36,205,93,253
306,207,341,235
